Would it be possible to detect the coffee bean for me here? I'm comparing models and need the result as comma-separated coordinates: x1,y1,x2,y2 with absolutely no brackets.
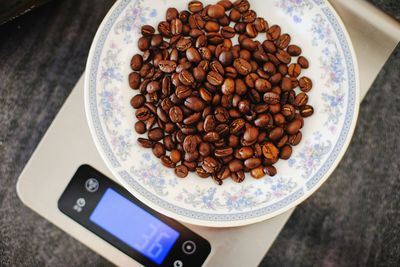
203,157,220,173
130,94,145,109
176,38,192,51
276,49,291,64
205,21,220,32
229,159,243,172
242,10,256,23
130,54,143,71
215,147,233,157
286,119,302,135
240,38,257,51
269,127,284,141
171,18,183,35
160,155,175,168
184,96,205,112
277,34,291,49
233,58,252,75
233,0,250,13
138,138,154,148
299,77,313,92
188,1,204,12
267,25,281,40
244,158,261,169
148,128,164,141
294,92,308,107
262,142,279,160
298,56,309,68
263,92,280,104
251,166,265,179
281,104,295,118
203,131,220,142
134,121,146,134
300,105,314,117
208,4,225,18
289,131,302,146
152,142,166,158
264,165,277,176
169,106,183,123
245,23,257,38
175,165,189,178
288,63,301,77
243,126,258,142
179,70,195,85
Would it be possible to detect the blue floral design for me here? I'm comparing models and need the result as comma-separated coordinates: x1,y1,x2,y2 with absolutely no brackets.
114,0,157,44
176,187,223,210
290,132,332,179
275,0,313,23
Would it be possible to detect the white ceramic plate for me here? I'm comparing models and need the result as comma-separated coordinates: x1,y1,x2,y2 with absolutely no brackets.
85,0,359,227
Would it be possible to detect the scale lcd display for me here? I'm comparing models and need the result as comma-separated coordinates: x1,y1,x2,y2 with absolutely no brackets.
90,188,180,265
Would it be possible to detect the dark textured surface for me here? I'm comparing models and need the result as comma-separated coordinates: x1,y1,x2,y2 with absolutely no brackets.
0,1,399,267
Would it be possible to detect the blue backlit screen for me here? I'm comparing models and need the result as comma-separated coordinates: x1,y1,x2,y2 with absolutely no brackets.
90,188,180,264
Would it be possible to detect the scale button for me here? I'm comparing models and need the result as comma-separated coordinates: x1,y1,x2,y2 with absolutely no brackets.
173,260,183,267
182,240,196,255
85,178,99,192
73,198,86,212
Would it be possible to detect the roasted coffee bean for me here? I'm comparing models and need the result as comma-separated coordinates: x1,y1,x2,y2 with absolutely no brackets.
263,92,280,104
203,131,220,142
179,70,195,85
130,94,146,109
281,104,295,118
264,165,277,176
129,72,141,89
158,21,172,38
221,26,235,38
205,21,220,32
288,63,301,77
287,45,302,56
300,105,314,117
214,107,229,122
244,158,261,169
130,54,143,71
185,96,205,111
262,142,279,160
243,126,258,142
207,70,224,86
169,149,182,163
286,119,302,135
175,165,189,178
148,128,164,141
229,159,243,172
135,106,151,121
134,121,146,134
294,92,308,107
188,0,204,13
138,138,154,148
183,112,201,125
160,155,175,168
240,38,257,51
289,131,302,146
146,81,160,94
203,157,220,173
267,25,281,40
233,58,252,75
254,114,270,127
269,127,284,141
207,4,225,18
186,47,202,63
233,0,250,13
279,145,292,160
157,60,176,73
251,166,265,179
221,78,235,95
299,76,313,92
176,38,192,51
298,56,309,68
276,49,291,64
215,147,233,157
169,106,183,123
171,18,183,35
141,25,155,37
242,10,256,23
152,142,166,158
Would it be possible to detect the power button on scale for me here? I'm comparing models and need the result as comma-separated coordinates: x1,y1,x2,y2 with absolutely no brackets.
173,260,183,267
85,178,99,192
182,240,196,254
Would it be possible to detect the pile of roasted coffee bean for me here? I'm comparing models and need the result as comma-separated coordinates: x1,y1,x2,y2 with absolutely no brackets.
129,0,314,184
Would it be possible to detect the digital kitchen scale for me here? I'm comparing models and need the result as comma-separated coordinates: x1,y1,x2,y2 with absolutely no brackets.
16,1,400,266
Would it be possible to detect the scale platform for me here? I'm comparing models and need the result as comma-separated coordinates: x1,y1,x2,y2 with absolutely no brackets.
16,1,400,266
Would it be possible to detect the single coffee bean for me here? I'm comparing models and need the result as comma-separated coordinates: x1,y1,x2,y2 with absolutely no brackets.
281,104,295,118
186,47,202,63
281,77,292,92
138,37,150,51
251,166,265,179
146,81,160,94
170,149,182,163
299,76,313,92
298,56,309,68
255,79,271,92
135,106,151,121
179,70,195,85
188,0,203,12
269,127,284,141
243,127,258,142
254,17,268,32
269,73,282,85
138,138,154,148
214,107,229,122
171,18,183,35
242,10,256,23
221,26,235,39
233,58,252,75
244,158,261,169
176,38,192,51
240,38,257,51
158,21,172,38
262,40,276,53
152,142,166,158
294,92,308,107
175,165,189,178
148,127,164,141
253,114,270,127
267,25,281,40
203,157,220,173
263,92,280,104
130,94,146,109
185,96,205,112
207,4,225,18
300,105,314,117
183,135,198,153
166,7,178,22
130,54,143,71
221,78,235,95
245,23,257,38
233,0,250,13
264,165,277,176
287,45,302,56
262,142,279,160
289,131,302,146
129,72,141,89
134,121,146,134
286,119,302,135
229,159,243,172
205,70,223,86
158,60,177,73
169,106,183,123
276,49,291,64
205,21,220,32
203,131,220,142
160,155,175,168
215,147,233,157
183,112,201,125
279,145,292,159
198,142,211,156
288,63,301,77
277,33,291,49
141,25,155,37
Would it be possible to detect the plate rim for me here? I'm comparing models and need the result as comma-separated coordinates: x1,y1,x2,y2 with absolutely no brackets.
84,0,360,227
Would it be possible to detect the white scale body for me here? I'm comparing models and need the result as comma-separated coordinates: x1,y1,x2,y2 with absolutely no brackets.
16,1,400,266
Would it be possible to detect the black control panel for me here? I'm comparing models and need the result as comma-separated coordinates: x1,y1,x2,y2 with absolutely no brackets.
58,165,211,267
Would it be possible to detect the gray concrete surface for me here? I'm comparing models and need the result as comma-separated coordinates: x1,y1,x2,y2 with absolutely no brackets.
0,0,399,266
